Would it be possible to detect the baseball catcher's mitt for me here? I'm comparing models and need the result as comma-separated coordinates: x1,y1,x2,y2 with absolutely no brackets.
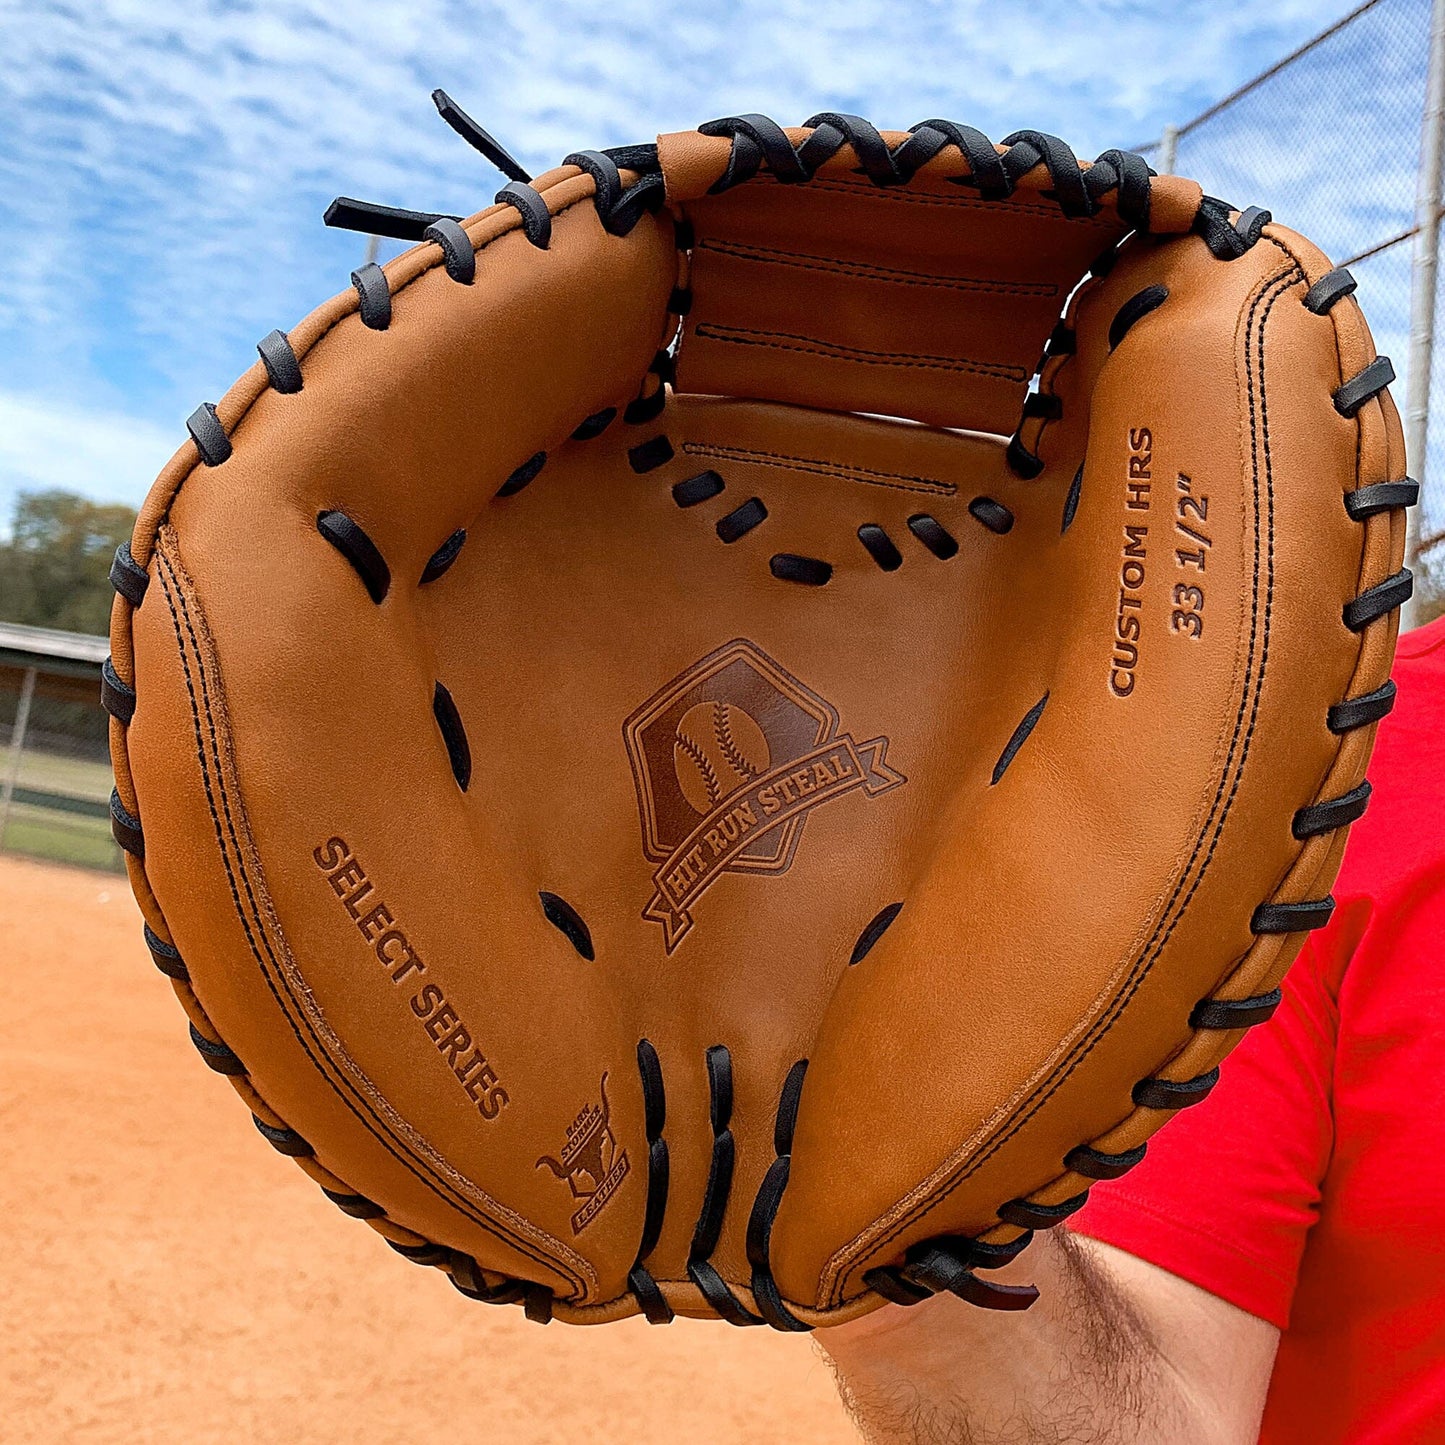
106,104,1415,1328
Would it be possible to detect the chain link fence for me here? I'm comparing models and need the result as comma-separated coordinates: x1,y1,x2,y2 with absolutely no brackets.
0,633,122,874
1134,0,1444,620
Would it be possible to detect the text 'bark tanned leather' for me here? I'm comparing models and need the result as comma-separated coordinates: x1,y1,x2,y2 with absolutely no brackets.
106,111,1413,1329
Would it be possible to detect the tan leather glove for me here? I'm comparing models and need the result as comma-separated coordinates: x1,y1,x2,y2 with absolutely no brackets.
104,107,1413,1330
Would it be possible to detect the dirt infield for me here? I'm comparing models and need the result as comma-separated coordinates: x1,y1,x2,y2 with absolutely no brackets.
2,855,856,1443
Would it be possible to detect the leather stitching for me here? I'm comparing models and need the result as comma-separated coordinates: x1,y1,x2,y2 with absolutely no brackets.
770,172,1121,224
696,238,1059,297
680,441,956,496
693,323,1027,380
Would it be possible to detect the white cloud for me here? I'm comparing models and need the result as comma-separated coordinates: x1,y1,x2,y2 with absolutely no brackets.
0,390,178,525
0,0,1433,524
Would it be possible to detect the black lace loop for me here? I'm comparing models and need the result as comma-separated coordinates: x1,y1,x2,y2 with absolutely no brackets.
916,119,1010,198
702,113,808,182
694,113,1167,226
432,88,533,182
1193,195,1263,260
604,171,666,236
564,149,623,222
1000,129,1093,217
804,112,902,185
864,1233,1040,1313
1090,149,1153,230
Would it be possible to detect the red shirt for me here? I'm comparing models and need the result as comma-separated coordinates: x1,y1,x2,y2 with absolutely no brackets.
1072,615,1445,1445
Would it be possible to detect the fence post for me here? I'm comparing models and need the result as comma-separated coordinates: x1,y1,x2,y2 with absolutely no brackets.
1158,124,1179,176
0,664,38,850
1405,0,1445,625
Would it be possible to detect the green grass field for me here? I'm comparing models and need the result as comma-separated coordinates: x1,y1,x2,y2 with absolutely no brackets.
1,801,123,872
0,745,122,873
0,743,114,799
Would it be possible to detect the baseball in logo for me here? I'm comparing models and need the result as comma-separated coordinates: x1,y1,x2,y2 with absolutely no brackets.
624,639,906,952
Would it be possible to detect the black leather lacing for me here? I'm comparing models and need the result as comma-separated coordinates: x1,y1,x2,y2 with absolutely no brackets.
770,554,832,586
351,262,391,330
572,408,617,440
968,496,1015,534
189,1021,245,1075
1304,266,1358,315
496,451,547,497
316,510,391,604
100,656,136,725
628,436,674,473
424,218,476,284
1190,990,1282,1030
109,541,148,607
849,903,904,965
1061,465,1084,533
907,514,958,560
1065,1142,1147,1180
1328,679,1397,733
1335,356,1396,418
717,498,767,543
1133,1069,1220,1110
447,1251,534,1309
991,693,1048,785
864,1231,1038,1312
1344,569,1413,631
323,196,461,240
387,1238,451,1267
186,403,231,467
857,523,903,571
746,1059,811,1331
538,891,594,960
998,1190,1089,1230
496,180,553,249
432,89,533,182
1252,897,1335,933
623,349,675,426
688,1046,765,1325
673,470,724,507
322,112,664,258
431,681,471,791
447,1254,536,1313
1193,197,1272,261
1108,285,1169,350
1345,479,1419,520
323,1187,387,1220
420,528,466,584
695,114,1153,227
253,1115,313,1156
143,923,189,982
629,1039,673,1323
109,788,143,857
257,329,304,393
1292,780,1371,838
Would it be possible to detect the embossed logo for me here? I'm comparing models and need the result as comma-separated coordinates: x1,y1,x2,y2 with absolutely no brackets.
624,638,905,952
535,1073,630,1235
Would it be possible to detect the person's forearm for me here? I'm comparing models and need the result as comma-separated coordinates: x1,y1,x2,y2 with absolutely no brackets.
818,1232,1248,1445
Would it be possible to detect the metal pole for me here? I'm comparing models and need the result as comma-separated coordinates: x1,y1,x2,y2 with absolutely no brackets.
0,665,37,850
1404,0,1445,626
363,234,380,267
1158,124,1179,176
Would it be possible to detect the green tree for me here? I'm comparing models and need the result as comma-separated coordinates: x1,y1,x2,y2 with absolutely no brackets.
0,489,138,636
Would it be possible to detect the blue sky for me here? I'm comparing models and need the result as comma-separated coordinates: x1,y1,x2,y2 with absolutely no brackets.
0,0,1430,526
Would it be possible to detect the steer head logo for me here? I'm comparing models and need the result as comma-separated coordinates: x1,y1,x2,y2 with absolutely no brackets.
535,1072,631,1234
